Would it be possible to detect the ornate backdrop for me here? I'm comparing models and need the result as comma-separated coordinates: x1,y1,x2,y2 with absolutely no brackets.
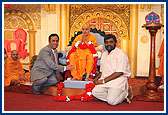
69,4,130,48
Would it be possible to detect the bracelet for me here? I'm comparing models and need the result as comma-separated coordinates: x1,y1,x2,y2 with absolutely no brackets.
102,79,105,84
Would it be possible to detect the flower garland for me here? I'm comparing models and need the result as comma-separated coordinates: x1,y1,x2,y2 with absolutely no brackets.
29,55,38,70
54,82,95,102
65,41,98,80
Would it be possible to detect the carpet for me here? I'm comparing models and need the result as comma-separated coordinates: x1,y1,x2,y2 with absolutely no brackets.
4,92,164,111
4,83,164,111
4,84,33,94
4,84,164,103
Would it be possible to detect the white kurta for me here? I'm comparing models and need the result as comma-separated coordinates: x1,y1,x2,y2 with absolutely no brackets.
99,47,131,90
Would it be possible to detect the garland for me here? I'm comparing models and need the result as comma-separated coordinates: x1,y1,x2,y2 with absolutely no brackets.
54,82,95,102
65,41,98,80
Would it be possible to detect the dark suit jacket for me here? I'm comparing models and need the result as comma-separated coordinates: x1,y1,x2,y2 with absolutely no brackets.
30,45,64,81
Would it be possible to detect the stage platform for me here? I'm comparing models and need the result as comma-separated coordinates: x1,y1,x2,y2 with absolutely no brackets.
42,78,148,97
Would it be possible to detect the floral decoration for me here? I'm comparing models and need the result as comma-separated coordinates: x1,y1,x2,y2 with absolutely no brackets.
54,82,95,102
4,4,13,8
29,55,38,70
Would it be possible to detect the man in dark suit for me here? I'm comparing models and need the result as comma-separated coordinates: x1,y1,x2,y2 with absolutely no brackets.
30,33,74,94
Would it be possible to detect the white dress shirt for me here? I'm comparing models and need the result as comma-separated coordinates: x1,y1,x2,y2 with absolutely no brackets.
99,47,131,90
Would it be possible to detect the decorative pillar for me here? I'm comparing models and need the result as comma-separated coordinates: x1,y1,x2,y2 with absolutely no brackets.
60,4,69,51
28,30,36,63
129,4,139,78
142,23,163,99
120,37,129,55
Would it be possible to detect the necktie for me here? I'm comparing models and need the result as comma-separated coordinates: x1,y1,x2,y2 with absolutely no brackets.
53,50,60,80
53,50,58,64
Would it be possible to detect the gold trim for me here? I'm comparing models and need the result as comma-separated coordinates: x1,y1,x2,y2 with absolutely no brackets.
120,38,129,55
44,4,56,13
4,10,34,30
140,35,149,44
22,63,30,65
129,4,139,78
28,30,36,63
65,4,69,47
70,9,128,40
60,5,62,51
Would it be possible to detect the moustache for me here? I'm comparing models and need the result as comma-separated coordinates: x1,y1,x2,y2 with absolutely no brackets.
13,57,18,60
105,45,115,52
106,45,112,48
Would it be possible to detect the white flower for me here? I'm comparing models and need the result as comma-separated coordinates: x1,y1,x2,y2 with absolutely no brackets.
87,92,92,96
88,41,93,45
91,73,96,76
75,41,80,47
66,96,71,101
93,53,98,57
67,78,72,80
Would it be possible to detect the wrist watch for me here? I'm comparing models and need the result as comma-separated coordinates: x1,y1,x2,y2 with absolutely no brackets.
102,79,105,84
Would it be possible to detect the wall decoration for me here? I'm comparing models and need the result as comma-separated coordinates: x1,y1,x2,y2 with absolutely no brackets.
140,35,149,44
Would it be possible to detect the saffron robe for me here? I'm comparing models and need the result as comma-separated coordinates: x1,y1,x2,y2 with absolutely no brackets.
70,33,98,80
158,39,164,84
4,57,30,87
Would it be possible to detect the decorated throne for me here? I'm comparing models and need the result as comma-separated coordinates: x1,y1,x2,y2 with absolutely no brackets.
58,28,106,68
58,28,107,80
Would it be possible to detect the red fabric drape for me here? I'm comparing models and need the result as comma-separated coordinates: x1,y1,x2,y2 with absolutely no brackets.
4,4,13,8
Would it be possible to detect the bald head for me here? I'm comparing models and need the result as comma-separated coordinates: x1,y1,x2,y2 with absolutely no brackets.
81,23,90,37
11,50,19,61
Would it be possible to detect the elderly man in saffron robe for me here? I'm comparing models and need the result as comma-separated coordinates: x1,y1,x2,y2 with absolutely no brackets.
70,23,98,81
4,50,30,87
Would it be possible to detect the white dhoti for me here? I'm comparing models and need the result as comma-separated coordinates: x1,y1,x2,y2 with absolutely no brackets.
92,85,127,105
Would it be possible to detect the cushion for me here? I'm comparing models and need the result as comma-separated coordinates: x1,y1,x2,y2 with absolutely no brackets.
58,51,66,58
64,80,93,89
90,32,104,45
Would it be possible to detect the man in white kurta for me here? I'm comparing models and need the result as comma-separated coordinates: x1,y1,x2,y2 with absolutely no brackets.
92,34,131,105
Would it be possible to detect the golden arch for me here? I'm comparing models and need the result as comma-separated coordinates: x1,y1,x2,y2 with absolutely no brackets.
70,9,128,40
4,10,35,30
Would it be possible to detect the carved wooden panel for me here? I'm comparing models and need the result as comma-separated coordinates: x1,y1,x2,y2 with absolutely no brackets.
69,4,129,48
87,17,121,48
4,4,41,29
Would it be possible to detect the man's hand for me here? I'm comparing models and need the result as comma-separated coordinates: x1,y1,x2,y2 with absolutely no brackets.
81,35,89,46
66,65,75,71
85,77,94,81
81,35,85,43
94,79,104,85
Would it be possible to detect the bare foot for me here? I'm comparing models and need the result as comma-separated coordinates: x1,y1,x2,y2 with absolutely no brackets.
128,86,133,99
71,77,78,80
123,97,131,104
85,77,89,81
